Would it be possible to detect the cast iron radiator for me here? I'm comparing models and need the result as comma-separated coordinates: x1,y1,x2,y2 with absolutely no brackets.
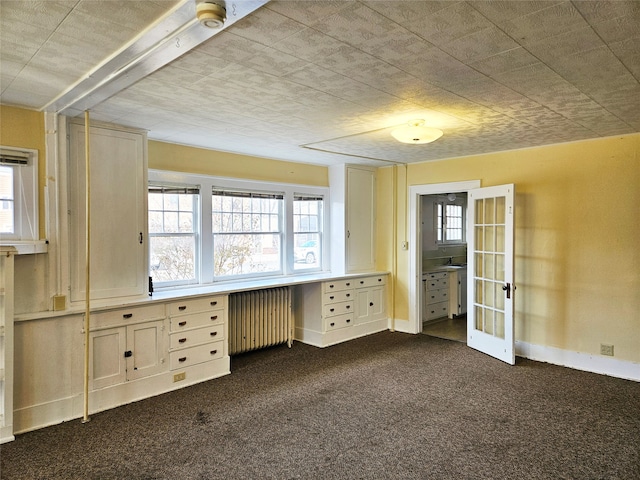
228,286,293,355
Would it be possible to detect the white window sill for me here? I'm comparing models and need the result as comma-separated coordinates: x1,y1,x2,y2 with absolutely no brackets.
0,240,48,255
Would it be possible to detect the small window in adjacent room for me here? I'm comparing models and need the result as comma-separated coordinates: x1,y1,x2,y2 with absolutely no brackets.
148,184,199,286
436,195,466,244
293,194,323,271
212,189,284,278
0,147,38,241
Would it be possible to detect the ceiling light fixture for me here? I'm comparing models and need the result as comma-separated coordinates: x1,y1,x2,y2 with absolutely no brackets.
391,119,443,144
196,1,226,28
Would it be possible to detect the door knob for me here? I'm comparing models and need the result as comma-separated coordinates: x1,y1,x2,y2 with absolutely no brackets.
502,282,511,299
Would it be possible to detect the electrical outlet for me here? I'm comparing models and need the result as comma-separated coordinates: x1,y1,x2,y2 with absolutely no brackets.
600,344,614,357
173,372,186,382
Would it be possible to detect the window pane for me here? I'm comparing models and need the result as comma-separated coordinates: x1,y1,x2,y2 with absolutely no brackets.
149,236,196,283
212,191,284,278
213,233,281,276
294,233,320,271
0,166,14,234
148,185,198,285
293,197,323,271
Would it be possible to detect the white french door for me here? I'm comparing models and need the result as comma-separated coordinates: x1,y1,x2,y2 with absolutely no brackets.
467,184,515,364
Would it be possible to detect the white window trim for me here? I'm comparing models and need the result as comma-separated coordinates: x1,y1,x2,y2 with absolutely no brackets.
148,169,330,289
0,146,38,242
435,196,466,246
148,182,201,288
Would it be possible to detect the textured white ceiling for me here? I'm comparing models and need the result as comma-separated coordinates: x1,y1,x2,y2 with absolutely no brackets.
1,0,639,166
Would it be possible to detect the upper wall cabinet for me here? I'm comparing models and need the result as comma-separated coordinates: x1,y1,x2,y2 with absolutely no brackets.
329,165,376,274
68,121,148,302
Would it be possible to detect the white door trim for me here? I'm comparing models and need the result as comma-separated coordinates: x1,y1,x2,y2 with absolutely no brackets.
408,180,481,334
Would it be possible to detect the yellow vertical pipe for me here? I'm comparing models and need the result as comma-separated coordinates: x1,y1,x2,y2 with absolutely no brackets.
82,111,91,424
390,165,397,331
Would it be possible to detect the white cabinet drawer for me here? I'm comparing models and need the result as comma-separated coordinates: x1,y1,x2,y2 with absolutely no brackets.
424,271,448,281
323,301,354,317
92,303,165,329
167,295,225,317
425,301,449,320
323,280,356,293
426,278,448,290
323,290,354,304
170,340,225,370
170,310,224,332
425,288,448,305
325,313,354,331
170,324,224,350
354,275,387,288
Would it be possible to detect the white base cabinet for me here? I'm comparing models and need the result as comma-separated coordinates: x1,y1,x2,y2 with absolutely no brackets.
295,274,388,347
423,271,449,321
13,296,230,435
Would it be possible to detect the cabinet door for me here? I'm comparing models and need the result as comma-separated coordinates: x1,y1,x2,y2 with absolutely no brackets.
90,327,126,390
69,122,147,301
356,285,386,324
346,167,375,272
369,286,386,321
126,320,166,381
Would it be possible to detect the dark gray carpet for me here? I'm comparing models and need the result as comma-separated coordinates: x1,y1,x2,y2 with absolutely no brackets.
2,331,639,479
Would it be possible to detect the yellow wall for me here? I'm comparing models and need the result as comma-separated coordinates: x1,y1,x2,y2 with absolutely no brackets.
378,134,640,363
149,140,328,186
0,105,46,238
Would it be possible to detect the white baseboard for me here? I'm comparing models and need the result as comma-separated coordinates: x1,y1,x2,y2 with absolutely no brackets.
516,340,640,382
389,317,412,333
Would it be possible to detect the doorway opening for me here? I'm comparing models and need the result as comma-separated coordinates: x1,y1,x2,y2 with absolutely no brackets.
419,192,469,343
408,180,480,338
422,315,467,343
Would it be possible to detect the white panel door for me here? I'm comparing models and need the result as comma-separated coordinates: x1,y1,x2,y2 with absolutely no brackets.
467,184,515,364
69,122,147,301
346,167,375,272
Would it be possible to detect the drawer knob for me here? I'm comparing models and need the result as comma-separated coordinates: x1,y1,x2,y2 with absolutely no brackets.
346,305,351,309
329,296,334,300
346,319,351,323
330,308,335,312
346,282,350,286
211,301,217,306
124,350,132,358
369,302,374,307
211,315,218,320
378,278,382,282
329,284,334,288
210,331,218,336
178,356,187,363
178,338,187,343
123,313,133,319
179,321,187,327
330,322,335,327
346,293,350,297
360,280,364,284
178,305,187,311
210,350,217,355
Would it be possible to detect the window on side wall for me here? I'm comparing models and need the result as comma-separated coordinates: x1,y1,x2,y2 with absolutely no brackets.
0,147,38,241
148,184,199,287
212,189,283,279
436,197,465,244
293,194,323,271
